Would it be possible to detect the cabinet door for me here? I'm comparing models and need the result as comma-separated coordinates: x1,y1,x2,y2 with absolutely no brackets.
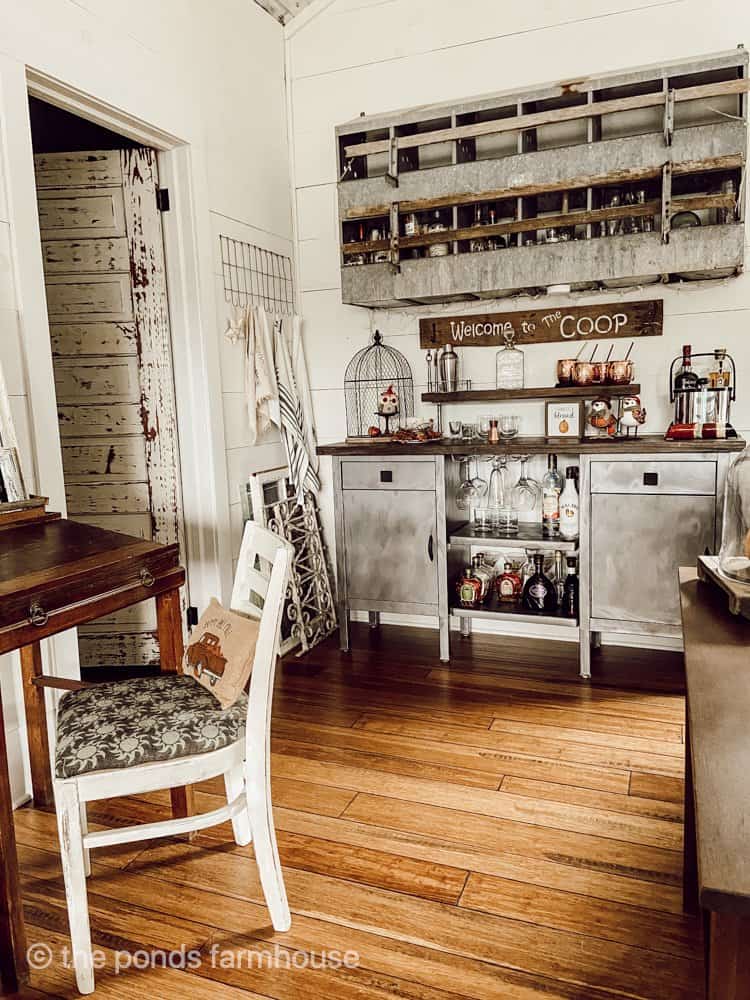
343,489,438,607
591,493,715,626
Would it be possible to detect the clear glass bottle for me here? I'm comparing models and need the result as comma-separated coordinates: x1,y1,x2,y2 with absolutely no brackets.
471,553,494,601
495,330,524,390
718,445,750,583
542,455,563,537
522,554,558,613
559,466,579,541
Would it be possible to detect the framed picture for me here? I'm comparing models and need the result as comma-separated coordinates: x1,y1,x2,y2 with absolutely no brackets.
545,400,583,441
0,447,28,503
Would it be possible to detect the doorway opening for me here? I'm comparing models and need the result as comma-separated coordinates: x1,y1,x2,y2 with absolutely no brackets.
28,97,187,674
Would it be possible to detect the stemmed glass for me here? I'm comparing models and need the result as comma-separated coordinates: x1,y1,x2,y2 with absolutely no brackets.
470,457,487,500
510,455,541,512
487,456,508,509
456,458,479,512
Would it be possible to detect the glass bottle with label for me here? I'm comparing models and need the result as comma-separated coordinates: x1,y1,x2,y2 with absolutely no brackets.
522,554,558,613
495,330,524,390
456,566,483,608
562,556,579,618
559,467,580,541
427,210,450,258
496,562,522,603
541,455,563,537
471,553,493,602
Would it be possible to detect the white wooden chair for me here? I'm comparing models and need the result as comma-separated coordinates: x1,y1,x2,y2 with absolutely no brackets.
52,523,293,994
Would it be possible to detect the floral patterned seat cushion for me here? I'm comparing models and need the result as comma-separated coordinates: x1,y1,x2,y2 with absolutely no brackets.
55,674,247,779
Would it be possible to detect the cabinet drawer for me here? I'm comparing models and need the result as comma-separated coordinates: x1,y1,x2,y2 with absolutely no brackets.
590,460,716,496
341,459,435,491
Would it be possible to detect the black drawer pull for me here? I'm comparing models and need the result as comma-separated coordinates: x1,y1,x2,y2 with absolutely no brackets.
643,472,659,486
427,534,434,562
380,470,393,483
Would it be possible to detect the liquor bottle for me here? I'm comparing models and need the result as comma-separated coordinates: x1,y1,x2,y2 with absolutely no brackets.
562,556,579,619
674,344,699,424
559,467,579,541
471,553,493,602
541,455,563,537
456,566,483,608
522,554,558,613
496,561,522,603
495,330,524,390
553,549,565,605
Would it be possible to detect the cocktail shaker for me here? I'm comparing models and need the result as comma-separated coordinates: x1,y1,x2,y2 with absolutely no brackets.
439,344,459,392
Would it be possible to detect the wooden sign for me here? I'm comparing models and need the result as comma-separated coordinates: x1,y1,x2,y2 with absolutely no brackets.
419,300,663,348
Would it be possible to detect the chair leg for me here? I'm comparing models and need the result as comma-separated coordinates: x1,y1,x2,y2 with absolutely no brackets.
247,786,291,931
224,764,251,847
80,802,91,878
55,782,94,994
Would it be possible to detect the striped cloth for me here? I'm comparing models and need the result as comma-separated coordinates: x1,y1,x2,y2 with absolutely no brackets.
273,315,320,500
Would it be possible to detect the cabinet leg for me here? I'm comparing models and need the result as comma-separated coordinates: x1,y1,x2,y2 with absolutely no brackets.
338,605,350,652
578,629,592,679
20,642,54,809
460,617,472,638
368,611,380,629
591,631,602,649
439,615,450,663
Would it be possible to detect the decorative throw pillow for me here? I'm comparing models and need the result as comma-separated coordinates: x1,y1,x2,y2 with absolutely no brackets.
182,598,259,709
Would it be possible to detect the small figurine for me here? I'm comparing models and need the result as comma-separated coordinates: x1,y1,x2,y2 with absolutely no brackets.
587,397,617,437
378,385,399,416
619,395,647,437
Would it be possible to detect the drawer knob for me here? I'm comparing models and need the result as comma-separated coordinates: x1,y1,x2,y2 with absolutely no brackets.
380,470,393,483
139,568,155,588
643,472,659,486
29,601,48,627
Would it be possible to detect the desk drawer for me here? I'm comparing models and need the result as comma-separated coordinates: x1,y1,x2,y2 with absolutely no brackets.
590,460,716,496
0,546,179,631
341,459,436,492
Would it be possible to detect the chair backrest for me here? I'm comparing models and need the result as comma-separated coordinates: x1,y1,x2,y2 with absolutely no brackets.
231,523,292,777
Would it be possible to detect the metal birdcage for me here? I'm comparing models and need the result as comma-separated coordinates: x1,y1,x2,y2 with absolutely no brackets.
344,330,414,439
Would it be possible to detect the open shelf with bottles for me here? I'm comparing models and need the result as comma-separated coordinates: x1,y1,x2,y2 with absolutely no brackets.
337,48,748,307
451,597,578,629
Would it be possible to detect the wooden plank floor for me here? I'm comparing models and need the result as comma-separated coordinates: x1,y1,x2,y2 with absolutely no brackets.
13,624,703,1000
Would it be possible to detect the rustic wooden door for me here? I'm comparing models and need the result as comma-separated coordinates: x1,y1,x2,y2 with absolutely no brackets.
34,148,185,669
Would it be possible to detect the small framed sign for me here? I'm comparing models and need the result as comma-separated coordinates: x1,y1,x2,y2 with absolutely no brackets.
546,401,583,442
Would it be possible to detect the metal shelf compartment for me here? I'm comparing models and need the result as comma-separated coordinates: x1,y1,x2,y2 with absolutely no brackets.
451,595,579,629
449,521,578,553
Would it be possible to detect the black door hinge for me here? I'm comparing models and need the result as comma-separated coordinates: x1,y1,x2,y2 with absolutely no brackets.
156,187,170,212
186,605,199,629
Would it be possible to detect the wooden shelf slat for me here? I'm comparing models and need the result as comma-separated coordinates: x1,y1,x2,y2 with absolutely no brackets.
344,78,750,158
422,384,641,404
341,153,743,222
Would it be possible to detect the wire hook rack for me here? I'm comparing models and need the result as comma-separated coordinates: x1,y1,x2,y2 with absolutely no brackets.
220,234,295,315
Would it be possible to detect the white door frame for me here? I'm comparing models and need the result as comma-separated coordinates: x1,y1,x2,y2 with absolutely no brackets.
0,58,232,684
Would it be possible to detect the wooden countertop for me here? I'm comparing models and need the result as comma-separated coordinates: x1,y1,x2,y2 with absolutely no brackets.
679,567,750,916
318,434,746,457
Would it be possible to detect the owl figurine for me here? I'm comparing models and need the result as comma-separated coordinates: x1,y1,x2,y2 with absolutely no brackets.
587,397,617,438
620,395,647,437
378,384,399,416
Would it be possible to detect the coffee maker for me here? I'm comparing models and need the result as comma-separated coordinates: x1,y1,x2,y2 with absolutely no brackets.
665,345,737,440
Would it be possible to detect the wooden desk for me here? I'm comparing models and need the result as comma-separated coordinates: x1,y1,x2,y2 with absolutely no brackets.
0,518,189,995
679,568,750,1000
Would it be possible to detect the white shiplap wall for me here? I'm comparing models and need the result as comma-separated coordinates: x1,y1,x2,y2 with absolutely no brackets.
288,0,750,589
0,0,292,803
